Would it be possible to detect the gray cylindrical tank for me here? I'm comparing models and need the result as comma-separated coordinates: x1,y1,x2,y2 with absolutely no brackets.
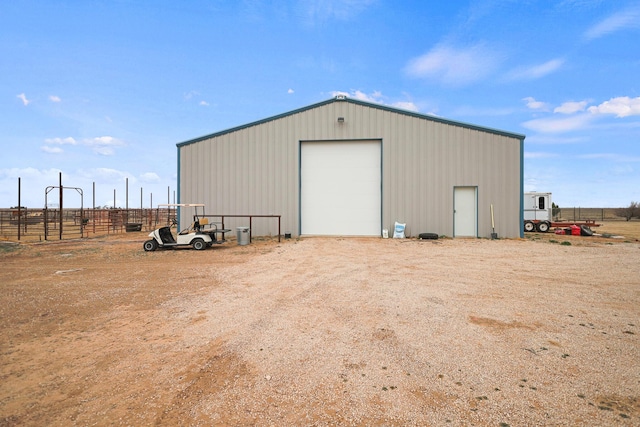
236,227,250,245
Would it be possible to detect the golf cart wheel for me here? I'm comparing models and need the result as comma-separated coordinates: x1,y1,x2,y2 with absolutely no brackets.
524,221,535,232
192,238,206,250
536,221,550,233
143,239,158,252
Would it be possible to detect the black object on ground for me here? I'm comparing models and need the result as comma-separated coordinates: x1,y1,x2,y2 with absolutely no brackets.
580,225,594,236
418,232,439,240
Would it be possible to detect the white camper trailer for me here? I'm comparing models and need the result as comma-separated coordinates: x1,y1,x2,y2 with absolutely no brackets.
524,192,552,231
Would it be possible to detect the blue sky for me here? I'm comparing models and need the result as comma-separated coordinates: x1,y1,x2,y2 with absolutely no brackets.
2,0,639,209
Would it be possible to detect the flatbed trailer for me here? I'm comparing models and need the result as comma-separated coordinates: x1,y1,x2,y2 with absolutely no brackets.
524,218,600,233
523,192,600,233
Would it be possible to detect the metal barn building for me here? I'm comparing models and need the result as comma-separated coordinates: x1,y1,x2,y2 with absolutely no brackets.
176,96,525,238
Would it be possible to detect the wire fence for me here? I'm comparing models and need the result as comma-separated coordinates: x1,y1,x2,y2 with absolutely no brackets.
0,206,631,242
555,207,623,222
0,208,178,242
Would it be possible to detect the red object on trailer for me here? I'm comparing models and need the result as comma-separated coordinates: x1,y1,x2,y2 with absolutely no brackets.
570,225,581,236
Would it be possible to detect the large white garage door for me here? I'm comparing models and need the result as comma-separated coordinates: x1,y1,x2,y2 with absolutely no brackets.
301,140,381,236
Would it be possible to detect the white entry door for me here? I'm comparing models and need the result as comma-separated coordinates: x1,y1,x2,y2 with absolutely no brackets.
301,140,381,236
454,186,477,237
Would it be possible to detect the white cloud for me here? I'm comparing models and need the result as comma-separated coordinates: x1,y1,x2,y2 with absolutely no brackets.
140,172,161,183
0,167,60,180
39,136,124,155
0,167,64,207
17,93,30,106
522,113,593,133
41,137,77,154
45,137,77,145
507,58,564,80
84,136,124,147
93,146,115,156
523,97,549,111
523,96,640,136
86,167,131,182
330,90,419,112
82,136,124,156
41,146,63,154
184,91,210,107
49,95,61,102
584,7,640,40
587,96,640,117
405,43,501,86
352,90,383,103
392,101,419,112
0,167,174,209
287,88,294,94
184,90,199,100
330,90,383,103
554,100,588,114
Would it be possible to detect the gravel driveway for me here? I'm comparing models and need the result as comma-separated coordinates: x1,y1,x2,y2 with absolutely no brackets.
1,236,639,426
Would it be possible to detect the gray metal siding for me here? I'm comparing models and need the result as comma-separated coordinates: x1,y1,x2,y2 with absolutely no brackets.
178,100,522,238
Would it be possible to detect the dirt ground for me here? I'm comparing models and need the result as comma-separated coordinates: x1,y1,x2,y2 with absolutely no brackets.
1,222,639,426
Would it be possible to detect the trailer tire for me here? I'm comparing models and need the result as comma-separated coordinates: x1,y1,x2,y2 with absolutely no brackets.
524,221,535,232
192,238,206,250
580,225,594,236
536,221,550,233
143,239,158,252
418,232,439,240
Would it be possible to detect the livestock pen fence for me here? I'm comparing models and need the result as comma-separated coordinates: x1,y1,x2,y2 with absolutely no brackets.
0,207,178,242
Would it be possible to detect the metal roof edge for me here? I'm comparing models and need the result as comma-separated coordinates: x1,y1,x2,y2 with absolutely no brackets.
342,97,526,140
176,98,337,147
176,96,525,147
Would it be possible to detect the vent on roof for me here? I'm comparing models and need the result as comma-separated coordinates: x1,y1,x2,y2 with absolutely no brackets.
335,94,347,100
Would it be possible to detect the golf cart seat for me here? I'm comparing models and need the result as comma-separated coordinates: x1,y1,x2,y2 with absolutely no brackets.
190,217,209,232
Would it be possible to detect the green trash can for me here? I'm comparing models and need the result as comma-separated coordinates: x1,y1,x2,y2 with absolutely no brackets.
236,227,250,245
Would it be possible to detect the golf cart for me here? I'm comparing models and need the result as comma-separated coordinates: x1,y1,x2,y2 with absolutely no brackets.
143,203,230,251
